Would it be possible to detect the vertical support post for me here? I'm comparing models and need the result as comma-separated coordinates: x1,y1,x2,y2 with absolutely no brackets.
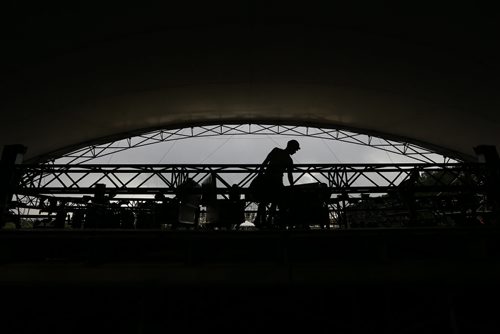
339,192,349,229
474,145,500,224
0,145,27,228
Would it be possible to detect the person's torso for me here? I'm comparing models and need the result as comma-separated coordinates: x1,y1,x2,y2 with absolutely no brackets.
265,148,292,179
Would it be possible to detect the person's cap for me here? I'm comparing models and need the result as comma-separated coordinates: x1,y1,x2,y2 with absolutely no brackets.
287,139,300,150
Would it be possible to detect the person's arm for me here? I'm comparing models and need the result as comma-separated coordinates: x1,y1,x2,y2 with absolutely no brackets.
287,163,294,186
258,149,273,173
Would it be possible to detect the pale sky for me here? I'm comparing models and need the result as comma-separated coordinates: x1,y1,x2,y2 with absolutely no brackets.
49,135,447,190
73,135,437,165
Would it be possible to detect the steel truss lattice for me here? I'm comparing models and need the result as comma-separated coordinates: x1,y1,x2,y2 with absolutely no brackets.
11,162,492,228
16,163,485,196
55,124,457,164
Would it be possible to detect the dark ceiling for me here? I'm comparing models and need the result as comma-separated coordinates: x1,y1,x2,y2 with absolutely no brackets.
2,3,499,74
1,3,499,161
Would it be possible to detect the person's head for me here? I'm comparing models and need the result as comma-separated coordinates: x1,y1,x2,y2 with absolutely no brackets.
286,140,300,155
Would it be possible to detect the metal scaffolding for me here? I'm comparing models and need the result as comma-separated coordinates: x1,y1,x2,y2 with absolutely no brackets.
53,124,458,164
7,162,497,230
16,163,481,194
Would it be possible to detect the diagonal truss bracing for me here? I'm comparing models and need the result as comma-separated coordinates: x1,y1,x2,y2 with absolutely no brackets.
12,162,494,229
16,163,485,196
56,124,456,164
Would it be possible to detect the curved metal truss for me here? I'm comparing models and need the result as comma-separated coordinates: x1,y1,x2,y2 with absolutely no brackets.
55,124,458,165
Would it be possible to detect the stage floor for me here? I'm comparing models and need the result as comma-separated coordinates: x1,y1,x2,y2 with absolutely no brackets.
1,227,499,286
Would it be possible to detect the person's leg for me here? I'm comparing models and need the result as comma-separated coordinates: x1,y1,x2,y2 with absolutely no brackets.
271,184,286,228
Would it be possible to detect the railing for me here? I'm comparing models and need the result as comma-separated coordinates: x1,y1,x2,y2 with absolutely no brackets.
6,163,499,229
16,163,486,192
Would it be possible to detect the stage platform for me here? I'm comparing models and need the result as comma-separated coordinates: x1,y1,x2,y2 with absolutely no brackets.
1,227,499,287
1,227,500,333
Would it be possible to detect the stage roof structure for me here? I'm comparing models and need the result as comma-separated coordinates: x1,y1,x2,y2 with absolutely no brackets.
1,4,499,162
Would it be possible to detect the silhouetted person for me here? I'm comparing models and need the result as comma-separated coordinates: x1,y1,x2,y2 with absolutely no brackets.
253,139,300,227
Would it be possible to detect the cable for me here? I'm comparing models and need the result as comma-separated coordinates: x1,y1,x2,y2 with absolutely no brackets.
200,136,233,163
266,135,282,147
107,153,115,164
385,151,395,164
157,141,177,164
321,139,341,163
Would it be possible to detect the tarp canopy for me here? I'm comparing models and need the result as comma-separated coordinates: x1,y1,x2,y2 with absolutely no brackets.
1,4,499,162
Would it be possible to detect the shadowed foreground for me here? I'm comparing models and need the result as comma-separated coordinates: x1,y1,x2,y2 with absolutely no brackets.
1,228,499,333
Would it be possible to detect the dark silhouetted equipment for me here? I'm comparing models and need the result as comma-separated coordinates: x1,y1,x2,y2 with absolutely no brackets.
0,144,27,227
203,174,245,229
280,182,331,229
153,194,179,228
85,183,110,228
175,178,202,228
7,161,500,229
